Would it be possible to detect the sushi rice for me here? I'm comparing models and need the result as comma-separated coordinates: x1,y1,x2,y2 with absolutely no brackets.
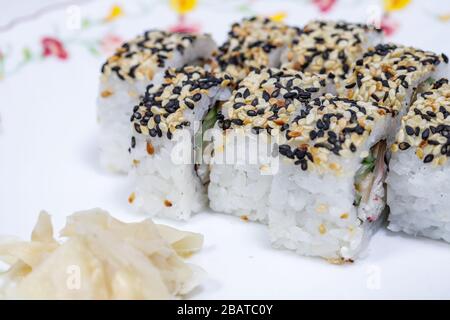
211,16,302,84
268,95,395,261
129,66,232,220
387,79,450,243
97,31,217,173
281,20,383,82
208,68,329,223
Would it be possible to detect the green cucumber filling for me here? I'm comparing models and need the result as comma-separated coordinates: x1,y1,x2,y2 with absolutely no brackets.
194,103,219,166
354,141,386,207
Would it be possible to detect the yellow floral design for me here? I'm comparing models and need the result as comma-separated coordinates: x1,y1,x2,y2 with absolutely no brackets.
170,0,197,14
105,5,124,22
270,12,287,22
384,0,411,12
438,13,450,22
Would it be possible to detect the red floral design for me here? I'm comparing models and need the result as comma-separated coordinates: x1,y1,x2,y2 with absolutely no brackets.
169,15,200,33
380,14,399,36
100,34,124,56
312,0,337,13
41,37,68,60
169,23,200,33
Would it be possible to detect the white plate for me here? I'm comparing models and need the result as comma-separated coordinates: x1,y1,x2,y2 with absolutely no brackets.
1,0,450,299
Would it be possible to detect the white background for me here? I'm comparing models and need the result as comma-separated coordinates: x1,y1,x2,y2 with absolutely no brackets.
0,0,450,299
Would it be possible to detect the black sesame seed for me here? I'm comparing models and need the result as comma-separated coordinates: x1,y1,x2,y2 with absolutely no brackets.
252,127,263,135
131,136,136,148
134,123,142,134
424,154,434,163
405,125,415,136
279,144,291,156
305,87,319,92
233,102,245,109
356,76,362,88
317,129,324,138
298,92,312,100
247,110,257,116
316,119,324,130
355,126,365,135
185,101,195,109
401,80,409,89
173,87,181,94
314,142,332,151
300,160,308,171
283,92,297,99
192,93,202,102
156,127,162,137
101,62,108,73
294,148,306,160
222,119,231,130
426,111,436,118
421,128,430,140
398,142,410,150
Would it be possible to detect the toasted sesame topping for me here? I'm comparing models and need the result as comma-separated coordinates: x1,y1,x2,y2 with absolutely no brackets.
212,16,302,82
282,20,382,80
319,223,327,234
240,215,249,222
146,142,155,155
164,199,173,207
101,30,212,82
338,43,447,115
391,78,450,165
278,94,392,171
101,90,113,98
128,192,136,204
218,67,327,134
131,65,231,139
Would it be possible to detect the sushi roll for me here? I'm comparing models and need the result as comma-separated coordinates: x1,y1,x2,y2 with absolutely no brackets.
338,43,448,117
268,94,394,262
97,30,217,173
208,68,328,222
387,78,450,242
212,16,302,83
281,21,383,81
128,65,232,220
